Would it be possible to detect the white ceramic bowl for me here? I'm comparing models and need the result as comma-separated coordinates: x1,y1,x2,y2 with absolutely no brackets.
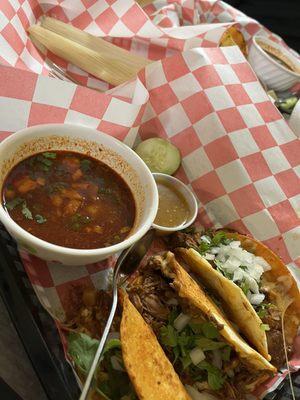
152,173,198,233
249,35,300,91
0,124,158,266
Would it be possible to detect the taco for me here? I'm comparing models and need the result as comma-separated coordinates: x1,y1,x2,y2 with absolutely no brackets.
170,229,300,367
127,251,276,399
220,26,248,57
66,287,191,400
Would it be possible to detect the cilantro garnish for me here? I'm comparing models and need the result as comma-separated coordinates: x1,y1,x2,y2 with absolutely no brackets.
27,153,56,172
198,361,226,390
196,337,226,351
35,214,47,224
69,213,91,231
47,181,68,194
198,231,232,256
5,197,35,221
159,308,228,391
257,302,272,318
200,322,219,339
42,152,57,159
21,203,33,220
80,159,92,173
240,280,250,296
198,241,211,254
221,346,232,361
260,323,270,331
160,325,178,347
4,197,24,210
211,231,227,246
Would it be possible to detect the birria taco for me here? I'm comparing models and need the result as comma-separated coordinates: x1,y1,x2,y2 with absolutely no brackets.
127,252,276,400
169,229,300,367
66,288,190,400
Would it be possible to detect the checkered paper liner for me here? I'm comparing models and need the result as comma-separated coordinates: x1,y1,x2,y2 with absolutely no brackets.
0,0,296,91
1,0,300,398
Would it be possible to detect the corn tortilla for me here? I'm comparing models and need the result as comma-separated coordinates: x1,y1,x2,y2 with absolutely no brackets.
160,251,276,373
176,233,300,362
120,294,191,400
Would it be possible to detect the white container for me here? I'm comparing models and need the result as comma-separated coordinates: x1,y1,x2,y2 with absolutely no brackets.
0,124,158,265
249,35,300,91
152,173,198,234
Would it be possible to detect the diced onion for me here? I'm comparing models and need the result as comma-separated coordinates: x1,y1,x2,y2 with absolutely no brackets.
110,355,124,371
174,313,191,332
204,253,215,261
229,241,241,249
201,235,211,244
210,247,220,254
190,347,206,365
206,239,272,305
211,350,222,369
185,385,218,400
248,293,265,305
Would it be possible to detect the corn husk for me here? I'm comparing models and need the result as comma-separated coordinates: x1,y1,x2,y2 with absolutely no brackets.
28,18,151,86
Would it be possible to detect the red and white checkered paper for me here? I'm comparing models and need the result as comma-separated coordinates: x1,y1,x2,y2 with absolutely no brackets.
0,0,299,397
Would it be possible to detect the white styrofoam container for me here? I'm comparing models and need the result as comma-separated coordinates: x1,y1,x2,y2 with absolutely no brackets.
248,35,300,91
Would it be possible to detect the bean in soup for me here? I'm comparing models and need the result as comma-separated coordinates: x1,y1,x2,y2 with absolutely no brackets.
2,151,136,249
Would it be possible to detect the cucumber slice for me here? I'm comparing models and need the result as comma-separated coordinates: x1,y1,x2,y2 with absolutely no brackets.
135,138,181,175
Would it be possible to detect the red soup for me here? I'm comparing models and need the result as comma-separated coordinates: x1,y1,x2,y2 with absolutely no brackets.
1,151,136,249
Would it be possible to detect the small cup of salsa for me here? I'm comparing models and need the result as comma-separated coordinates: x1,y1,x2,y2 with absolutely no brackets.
152,173,198,234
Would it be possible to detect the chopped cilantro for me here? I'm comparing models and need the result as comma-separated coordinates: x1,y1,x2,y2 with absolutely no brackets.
80,159,92,173
198,241,211,255
69,213,91,231
35,154,53,172
168,308,180,325
198,361,225,390
240,265,248,271
181,355,192,370
35,214,47,224
42,152,57,159
211,231,227,246
257,302,272,318
98,187,113,196
22,203,33,220
4,197,24,210
189,322,203,334
160,325,178,347
47,181,68,194
221,346,232,361
260,323,270,331
201,322,219,339
196,337,226,351
159,311,229,392
240,280,250,296
214,260,234,280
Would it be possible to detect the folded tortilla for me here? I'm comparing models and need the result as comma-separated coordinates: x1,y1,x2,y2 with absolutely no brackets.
120,294,191,400
159,251,276,374
177,233,300,363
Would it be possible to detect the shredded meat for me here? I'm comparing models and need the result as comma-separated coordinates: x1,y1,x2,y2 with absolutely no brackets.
128,259,174,333
65,288,120,339
167,230,202,250
262,304,292,369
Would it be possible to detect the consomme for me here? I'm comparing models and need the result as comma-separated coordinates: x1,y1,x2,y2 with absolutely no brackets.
2,151,136,249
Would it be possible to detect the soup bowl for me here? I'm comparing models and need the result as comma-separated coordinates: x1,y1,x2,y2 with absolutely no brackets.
0,124,158,266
